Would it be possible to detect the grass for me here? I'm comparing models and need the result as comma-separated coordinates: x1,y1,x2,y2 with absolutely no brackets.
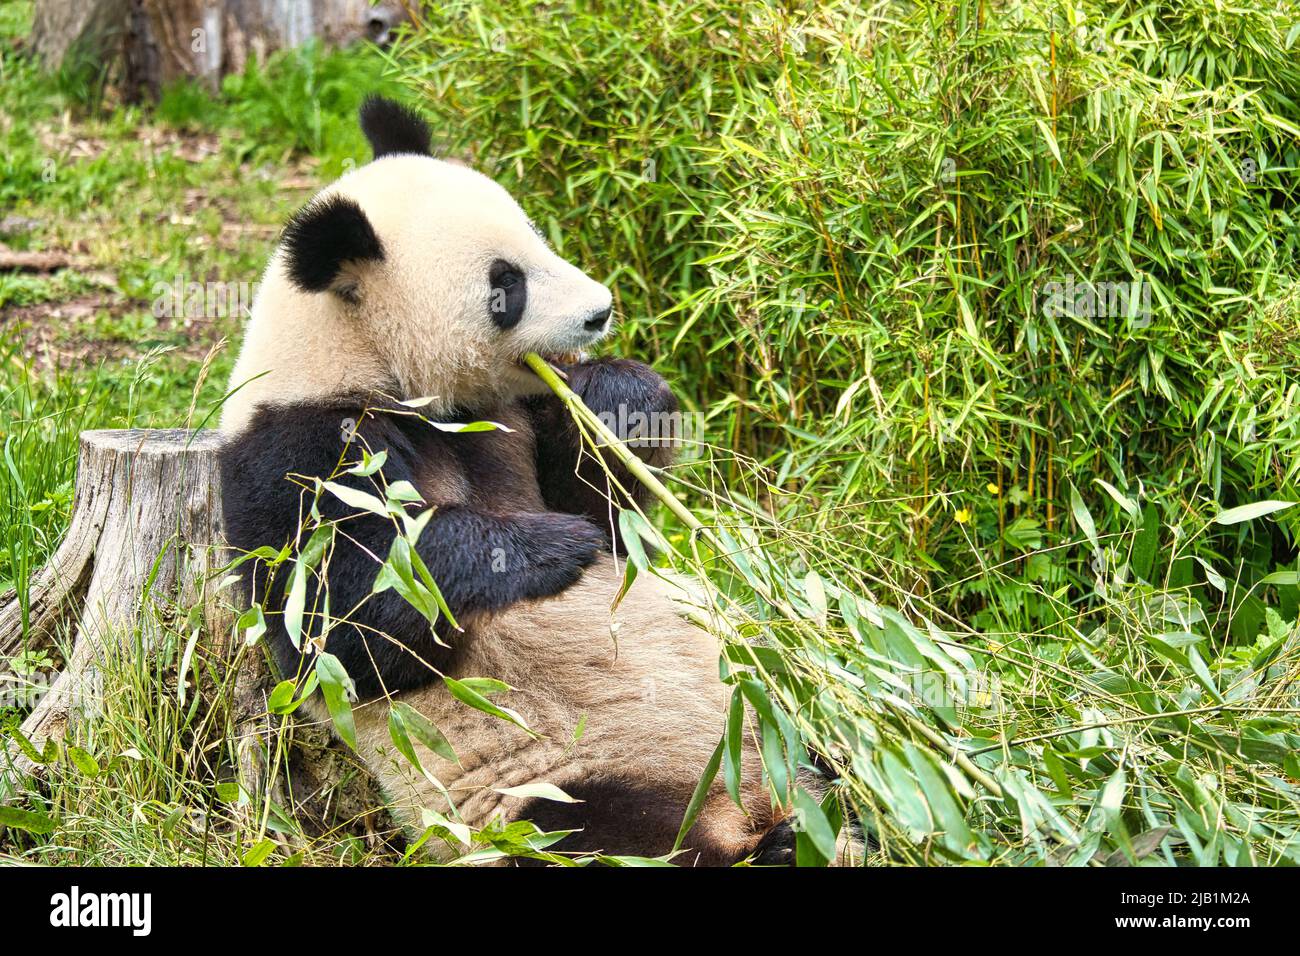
2,0,1299,865
0,2,410,863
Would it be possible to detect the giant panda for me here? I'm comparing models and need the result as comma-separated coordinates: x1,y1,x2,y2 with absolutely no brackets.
218,97,830,865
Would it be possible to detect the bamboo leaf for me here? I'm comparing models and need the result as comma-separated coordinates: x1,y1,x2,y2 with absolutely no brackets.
315,652,356,749
673,736,724,852
0,806,56,834
1070,484,1100,554
1213,500,1296,525
495,782,582,803
444,677,533,735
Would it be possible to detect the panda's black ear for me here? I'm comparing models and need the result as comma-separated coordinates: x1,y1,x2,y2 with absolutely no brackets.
359,95,432,158
281,194,384,295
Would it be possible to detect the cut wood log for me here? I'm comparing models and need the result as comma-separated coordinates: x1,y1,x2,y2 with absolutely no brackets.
0,429,234,780
0,428,392,846
0,247,78,272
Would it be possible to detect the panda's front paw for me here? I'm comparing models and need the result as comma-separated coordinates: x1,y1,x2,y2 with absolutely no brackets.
564,358,678,420
515,511,605,599
562,359,680,465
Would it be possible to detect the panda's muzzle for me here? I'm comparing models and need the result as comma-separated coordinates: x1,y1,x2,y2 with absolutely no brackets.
533,308,612,364
518,303,611,371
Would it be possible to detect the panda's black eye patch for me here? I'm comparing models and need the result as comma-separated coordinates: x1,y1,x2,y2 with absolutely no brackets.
488,259,527,330
490,260,522,288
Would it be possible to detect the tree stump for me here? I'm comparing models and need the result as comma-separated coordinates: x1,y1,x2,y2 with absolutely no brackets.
0,429,392,849
0,429,235,781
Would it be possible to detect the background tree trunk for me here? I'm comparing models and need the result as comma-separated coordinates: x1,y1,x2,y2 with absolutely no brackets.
29,0,129,75
30,0,411,101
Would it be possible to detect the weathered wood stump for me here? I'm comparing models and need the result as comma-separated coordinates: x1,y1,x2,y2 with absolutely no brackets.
0,429,235,780
0,429,390,848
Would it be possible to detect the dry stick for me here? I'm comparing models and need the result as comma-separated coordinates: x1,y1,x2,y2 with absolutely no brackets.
523,353,1009,803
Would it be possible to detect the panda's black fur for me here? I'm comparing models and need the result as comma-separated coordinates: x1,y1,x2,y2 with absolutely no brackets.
280,194,384,294
220,359,674,700
358,94,434,158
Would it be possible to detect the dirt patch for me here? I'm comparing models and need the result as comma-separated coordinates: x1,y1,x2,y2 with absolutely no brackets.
1,123,317,369
4,293,135,370
2,292,227,372
34,122,223,164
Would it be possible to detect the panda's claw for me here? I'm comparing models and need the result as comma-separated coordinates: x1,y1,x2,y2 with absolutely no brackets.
511,511,605,598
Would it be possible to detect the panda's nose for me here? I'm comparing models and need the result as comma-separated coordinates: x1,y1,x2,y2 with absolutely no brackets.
583,306,611,331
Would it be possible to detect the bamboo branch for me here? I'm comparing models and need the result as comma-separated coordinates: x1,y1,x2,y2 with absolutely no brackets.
522,353,705,535
523,352,800,623
523,353,1018,807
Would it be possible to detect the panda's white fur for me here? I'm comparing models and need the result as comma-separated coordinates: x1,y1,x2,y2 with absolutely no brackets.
222,155,611,434
219,98,833,865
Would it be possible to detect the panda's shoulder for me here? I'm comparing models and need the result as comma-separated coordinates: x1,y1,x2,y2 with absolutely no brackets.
218,397,453,549
219,396,430,483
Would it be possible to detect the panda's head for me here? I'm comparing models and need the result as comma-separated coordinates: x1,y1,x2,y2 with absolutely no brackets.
222,97,612,430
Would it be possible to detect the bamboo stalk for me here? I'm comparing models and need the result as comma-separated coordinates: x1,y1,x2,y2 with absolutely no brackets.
523,353,704,534
522,353,803,624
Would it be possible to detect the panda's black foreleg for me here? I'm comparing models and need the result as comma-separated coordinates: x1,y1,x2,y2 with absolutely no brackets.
527,357,680,552
413,505,607,618
274,503,605,699
221,401,605,700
